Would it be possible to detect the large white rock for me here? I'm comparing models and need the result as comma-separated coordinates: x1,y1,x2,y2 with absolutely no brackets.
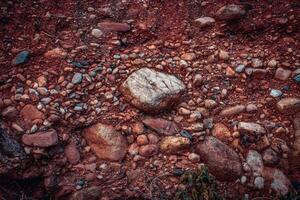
120,68,186,112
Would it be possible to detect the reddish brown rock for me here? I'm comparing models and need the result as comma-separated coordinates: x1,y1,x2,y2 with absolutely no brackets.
276,97,300,115
22,129,58,147
70,186,101,200
160,136,191,154
138,144,158,157
20,104,45,127
142,118,179,135
212,123,231,142
2,106,18,119
219,105,245,116
83,123,127,161
44,48,67,59
64,143,80,164
98,22,130,32
196,136,242,181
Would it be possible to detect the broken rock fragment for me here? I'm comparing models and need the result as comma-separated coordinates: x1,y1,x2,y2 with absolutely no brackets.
83,123,127,161
276,97,300,115
142,118,179,135
216,4,246,21
120,68,186,112
20,104,45,127
22,129,58,147
98,22,130,32
160,136,191,154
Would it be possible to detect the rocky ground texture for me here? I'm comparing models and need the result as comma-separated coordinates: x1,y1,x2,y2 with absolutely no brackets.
0,0,300,199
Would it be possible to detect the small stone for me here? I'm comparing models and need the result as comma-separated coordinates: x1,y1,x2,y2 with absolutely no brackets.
98,22,130,32
262,168,291,196
22,129,58,147
268,59,278,67
138,144,158,157
246,104,258,113
220,105,245,116
147,134,159,144
44,48,67,59
65,143,80,164
212,123,231,142
12,51,30,66
219,50,229,60
294,74,300,83
226,67,235,77
160,136,190,154
254,177,265,189
251,58,263,68
262,148,279,166
188,153,200,162
181,53,196,61
142,118,179,135
91,28,103,38
204,99,217,109
72,73,83,84
37,76,47,87
238,122,266,135
235,64,245,73
270,89,283,97
2,106,18,118
275,67,291,81
246,150,264,175
241,176,247,184
203,118,214,129
276,97,300,114
216,4,246,21
193,74,203,86
136,134,149,145
194,17,215,28
132,122,144,135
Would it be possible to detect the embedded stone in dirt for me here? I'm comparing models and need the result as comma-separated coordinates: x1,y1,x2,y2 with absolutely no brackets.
159,136,191,154
194,17,215,28
238,122,266,135
246,150,264,175
20,104,45,127
195,136,242,181
138,144,158,157
44,48,67,59
212,123,231,142
12,50,30,66
120,68,186,112
70,186,101,200
181,52,196,61
2,106,18,119
83,123,127,161
219,105,245,116
275,67,291,81
22,129,58,147
276,97,300,114
64,143,80,164
142,118,179,135
262,148,279,166
216,4,246,21
262,167,291,196
98,22,130,32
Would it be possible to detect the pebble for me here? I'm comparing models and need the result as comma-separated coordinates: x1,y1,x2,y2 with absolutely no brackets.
72,73,83,84
254,177,265,189
270,89,283,97
2,106,18,118
188,153,200,162
275,67,291,81
136,135,149,145
12,51,30,65
235,64,245,73
252,58,263,68
246,104,258,113
219,50,229,60
91,28,103,38
194,17,215,28
216,4,246,21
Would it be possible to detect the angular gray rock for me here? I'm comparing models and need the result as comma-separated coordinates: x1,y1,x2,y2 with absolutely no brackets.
238,122,266,135
120,68,186,112
246,150,264,175
196,136,242,181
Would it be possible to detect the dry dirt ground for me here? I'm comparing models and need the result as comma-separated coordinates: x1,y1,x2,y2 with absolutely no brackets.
0,0,300,199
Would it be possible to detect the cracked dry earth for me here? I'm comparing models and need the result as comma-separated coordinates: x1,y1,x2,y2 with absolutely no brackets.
0,0,300,200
